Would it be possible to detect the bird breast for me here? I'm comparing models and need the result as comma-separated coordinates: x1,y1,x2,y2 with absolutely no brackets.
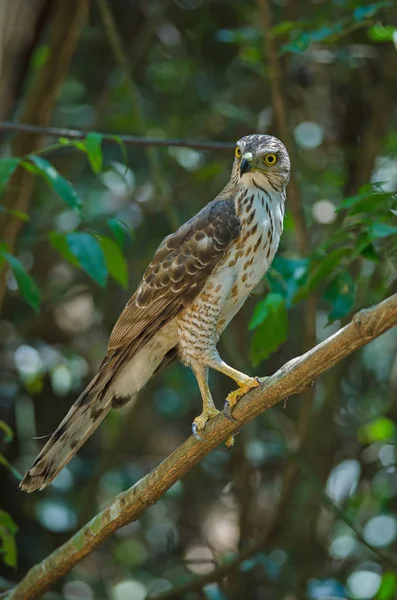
218,186,284,322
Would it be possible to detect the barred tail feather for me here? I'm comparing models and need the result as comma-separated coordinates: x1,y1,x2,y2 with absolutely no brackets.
20,386,113,493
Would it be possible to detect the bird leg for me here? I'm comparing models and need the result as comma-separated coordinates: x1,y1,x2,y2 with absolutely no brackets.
205,354,260,421
191,364,234,447
191,365,220,441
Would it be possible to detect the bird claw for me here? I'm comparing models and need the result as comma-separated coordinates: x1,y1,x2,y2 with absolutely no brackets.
223,400,238,422
222,429,241,451
191,409,220,442
191,422,204,442
223,377,261,421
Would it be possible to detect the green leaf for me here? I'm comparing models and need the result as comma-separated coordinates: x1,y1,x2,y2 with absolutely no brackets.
360,242,379,262
28,155,82,210
293,248,350,303
359,417,395,444
0,421,13,443
281,34,311,55
367,24,397,42
49,231,80,268
249,299,270,331
271,21,298,37
66,232,108,287
323,272,355,322
338,189,396,214
351,232,379,262
269,256,308,307
0,510,18,569
0,454,23,481
0,252,40,312
368,223,397,239
58,137,86,153
107,218,134,248
99,236,128,288
0,205,29,221
376,572,397,600
250,294,288,365
353,1,393,22
0,158,20,191
85,132,104,173
249,293,285,330
0,511,18,534
31,43,49,68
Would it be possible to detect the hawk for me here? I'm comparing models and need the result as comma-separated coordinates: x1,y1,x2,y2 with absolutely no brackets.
20,133,290,492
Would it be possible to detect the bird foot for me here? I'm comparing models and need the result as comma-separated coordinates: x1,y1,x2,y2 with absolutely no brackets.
223,377,260,422
191,408,220,441
222,429,241,451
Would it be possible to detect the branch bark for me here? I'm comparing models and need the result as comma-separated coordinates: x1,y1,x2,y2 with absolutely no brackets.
8,293,397,600
0,0,89,313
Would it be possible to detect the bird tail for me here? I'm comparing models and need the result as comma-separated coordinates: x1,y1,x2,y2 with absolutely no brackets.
19,381,113,493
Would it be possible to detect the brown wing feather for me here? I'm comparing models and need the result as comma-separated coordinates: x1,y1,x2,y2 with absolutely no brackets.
19,192,241,492
107,196,241,352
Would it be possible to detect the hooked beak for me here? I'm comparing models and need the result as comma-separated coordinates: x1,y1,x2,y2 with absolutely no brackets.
240,153,253,177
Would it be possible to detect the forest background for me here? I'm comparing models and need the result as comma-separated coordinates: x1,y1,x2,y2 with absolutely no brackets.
1,1,397,599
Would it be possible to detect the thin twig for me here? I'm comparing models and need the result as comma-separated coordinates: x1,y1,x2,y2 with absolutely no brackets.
7,293,397,600
295,454,397,567
0,121,234,151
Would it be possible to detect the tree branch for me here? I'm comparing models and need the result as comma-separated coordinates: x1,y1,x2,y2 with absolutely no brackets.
7,293,397,600
0,121,234,151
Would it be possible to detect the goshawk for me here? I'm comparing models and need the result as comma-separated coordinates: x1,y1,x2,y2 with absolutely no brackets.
21,133,290,492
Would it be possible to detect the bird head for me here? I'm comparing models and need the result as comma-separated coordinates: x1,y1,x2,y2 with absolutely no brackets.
231,134,290,192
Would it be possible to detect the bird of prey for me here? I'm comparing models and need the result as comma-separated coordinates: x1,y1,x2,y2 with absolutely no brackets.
20,133,290,492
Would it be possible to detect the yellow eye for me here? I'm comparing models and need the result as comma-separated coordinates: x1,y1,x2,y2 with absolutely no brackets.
235,147,241,159
263,153,278,166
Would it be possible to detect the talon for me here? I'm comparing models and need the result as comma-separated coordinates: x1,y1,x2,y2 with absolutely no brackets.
223,400,238,422
223,435,235,451
191,408,220,441
192,422,204,442
223,377,259,421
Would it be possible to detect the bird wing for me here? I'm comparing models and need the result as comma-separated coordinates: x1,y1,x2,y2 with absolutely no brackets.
19,193,242,492
108,195,241,354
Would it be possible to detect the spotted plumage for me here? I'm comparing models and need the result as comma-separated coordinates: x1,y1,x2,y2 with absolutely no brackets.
20,133,290,493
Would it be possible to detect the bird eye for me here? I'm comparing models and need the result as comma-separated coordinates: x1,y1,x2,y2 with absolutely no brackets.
235,147,241,159
263,153,278,166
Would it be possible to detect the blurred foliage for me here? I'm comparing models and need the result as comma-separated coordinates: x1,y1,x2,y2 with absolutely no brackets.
0,0,397,598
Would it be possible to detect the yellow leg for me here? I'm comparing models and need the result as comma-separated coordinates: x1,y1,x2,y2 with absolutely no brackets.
191,364,234,447
206,354,260,421
191,365,219,439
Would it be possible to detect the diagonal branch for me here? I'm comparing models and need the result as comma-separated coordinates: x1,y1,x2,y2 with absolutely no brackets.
6,293,397,600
